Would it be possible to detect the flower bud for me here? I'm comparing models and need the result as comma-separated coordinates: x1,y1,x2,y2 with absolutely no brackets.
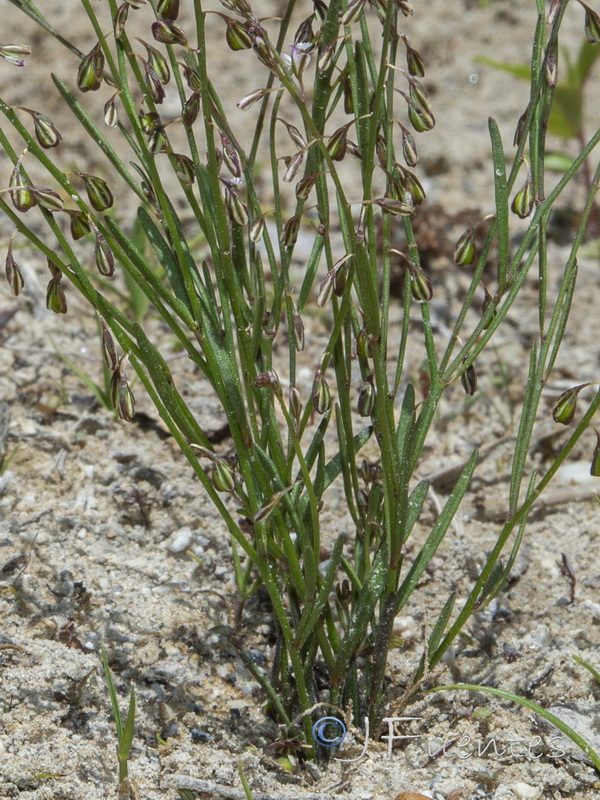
126,0,148,7
409,266,433,302
77,43,104,92
68,210,91,240
9,165,36,212
590,429,600,477
401,126,419,167
357,381,375,417
317,268,336,308
173,153,195,185
0,42,32,67
224,185,248,226
79,173,114,211
511,173,534,218
283,150,304,183
147,126,168,153
30,186,63,212
289,387,302,421
373,197,414,216
407,98,435,132
583,3,600,44
404,39,425,77
236,88,267,110
145,43,170,85
295,173,317,201
110,356,135,421
249,216,265,243
151,20,188,47
182,64,201,92
293,313,305,351
544,45,558,88
453,227,477,266
100,318,118,371
104,95,119,128
46,276,67,314
25,110,61,148
157,0,180,20
460,361,477,396
356,328,371,359
327,124,349,161
94,229,115,277
281,214,300,246
114,4,129,38
212,457,236,493
219,130,241,178
145,63,165,103
5,239,24,296
182,92,200,127
280,119,307,150
341,0,367,26
552,386,584,425
318,38,336,72
224,18,253,50
312,368,331,414
139,110,161,133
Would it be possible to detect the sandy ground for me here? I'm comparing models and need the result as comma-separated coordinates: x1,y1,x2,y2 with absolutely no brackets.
1,1,600,799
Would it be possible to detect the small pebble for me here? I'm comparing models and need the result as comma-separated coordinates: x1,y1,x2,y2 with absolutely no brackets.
191,729,212,744
168,529,193,553
510,782,542,800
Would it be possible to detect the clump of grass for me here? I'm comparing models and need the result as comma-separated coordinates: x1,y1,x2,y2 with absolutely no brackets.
1,0,600,757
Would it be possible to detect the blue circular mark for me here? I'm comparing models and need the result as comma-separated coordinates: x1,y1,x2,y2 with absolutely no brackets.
312,716,347,748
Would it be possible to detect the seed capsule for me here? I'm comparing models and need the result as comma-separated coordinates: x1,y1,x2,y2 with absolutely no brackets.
9,165,37,212
173,153,195,185
511,173,534,218
289,387,302,421
453,227,477,266
68,210,92,240
151,20,188,47
5,239,24,296
212,458,236,493
94,230,115,277
157,0,180,20
27,110,62,148
357,381,375,417
30,186,63,212
114,4,129,38
182,92,200,127
110,355,135,421
583,3,600,44
79,173,114,211
249,216,265,243
100,318,118,371
77,42,104,92
552,386,584,425
460,361,477,395
590,429,600,477
281,214,300,246
104,95,119,128
341,0,367,26
312,368,331,414
224,18,253,51
224,186,248,226
409,267,433,303
46,276,67,314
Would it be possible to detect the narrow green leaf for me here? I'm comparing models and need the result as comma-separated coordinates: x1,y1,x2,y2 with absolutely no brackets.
331,542,388,686
294,535,344,649
396,450,478,613
488,118,509,286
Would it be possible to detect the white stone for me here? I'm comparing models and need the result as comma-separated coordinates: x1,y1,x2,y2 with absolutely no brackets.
510,782,542,800
167,528,193,553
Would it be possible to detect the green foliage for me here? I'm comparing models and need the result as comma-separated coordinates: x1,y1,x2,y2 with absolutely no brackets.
1,0,599,760
101,646,136,787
